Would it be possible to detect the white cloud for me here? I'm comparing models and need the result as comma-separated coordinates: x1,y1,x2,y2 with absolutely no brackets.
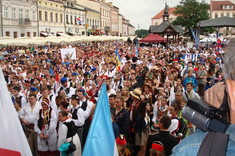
108,0,210,30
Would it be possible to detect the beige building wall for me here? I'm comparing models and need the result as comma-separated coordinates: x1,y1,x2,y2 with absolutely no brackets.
1,0,38,38
122,19,128,36
99,1,111,35
108,2,119,36
85,8,100,35
118,14,123,36
128,25,135,36
76,0,100,35
38,0,64,36
210,0,235,34
64,0,86,35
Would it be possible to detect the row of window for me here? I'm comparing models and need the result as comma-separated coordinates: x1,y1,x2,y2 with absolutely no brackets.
38,1,63,8
221,5,234,10
214,12,235,18
101,21,110,27
39,11,101,28
5,31,37,38
4,7,36,19
39,11,63,23
4,8,115,28
101,8,110,17
86,18,100,28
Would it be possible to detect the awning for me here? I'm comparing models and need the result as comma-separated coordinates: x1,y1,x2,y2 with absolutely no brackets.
140,34,166,43
67,32,77,36
57,32,66,36
40,32,53,37
40,32,48,37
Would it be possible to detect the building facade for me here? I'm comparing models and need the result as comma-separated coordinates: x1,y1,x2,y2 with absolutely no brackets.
1,0,38,38
99,0,111,35
128,24,135,36
210,0,235,34
76,0,100,35
64,0,86,36
118,14,123,36
109,2,119,36
151,7,177,26
38,0,64,37
85,7,100,35
122,18,129,36
0,0,135,37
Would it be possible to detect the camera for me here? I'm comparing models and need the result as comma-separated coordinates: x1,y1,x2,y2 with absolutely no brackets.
182,98,230,133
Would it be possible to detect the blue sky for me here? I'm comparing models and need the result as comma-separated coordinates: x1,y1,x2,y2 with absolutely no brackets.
108,0,210,30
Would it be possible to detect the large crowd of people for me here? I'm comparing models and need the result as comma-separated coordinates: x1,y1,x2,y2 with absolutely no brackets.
0,39,226,156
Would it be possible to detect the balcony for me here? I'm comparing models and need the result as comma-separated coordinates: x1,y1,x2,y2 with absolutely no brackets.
19,18,31,26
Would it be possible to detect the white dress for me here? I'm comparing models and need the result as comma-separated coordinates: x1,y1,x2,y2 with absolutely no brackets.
34,109,58,152
58,118,81,156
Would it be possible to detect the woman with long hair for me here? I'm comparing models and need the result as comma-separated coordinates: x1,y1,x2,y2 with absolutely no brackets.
121,87,132,110
134,101,151,156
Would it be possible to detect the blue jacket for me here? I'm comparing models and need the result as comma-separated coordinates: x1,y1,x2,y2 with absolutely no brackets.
171,124,235,156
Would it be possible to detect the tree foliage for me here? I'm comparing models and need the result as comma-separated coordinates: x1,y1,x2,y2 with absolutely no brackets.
172,0,210,37
135,29,149,38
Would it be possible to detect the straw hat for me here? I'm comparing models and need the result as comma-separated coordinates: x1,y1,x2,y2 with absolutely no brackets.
130,88,142,100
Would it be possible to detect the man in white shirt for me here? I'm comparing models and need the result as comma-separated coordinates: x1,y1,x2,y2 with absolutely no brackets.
70,94,86,147
57,77,75,98
11,86,27,109
77,89,94,148
20,94,41,156
168,104,180,136
184,82,200,100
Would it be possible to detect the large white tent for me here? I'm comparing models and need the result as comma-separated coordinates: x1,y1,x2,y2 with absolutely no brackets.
0,36,136,46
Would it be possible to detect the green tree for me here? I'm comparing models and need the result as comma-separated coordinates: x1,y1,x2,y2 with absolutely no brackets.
135,29,149,38
172,0,210,39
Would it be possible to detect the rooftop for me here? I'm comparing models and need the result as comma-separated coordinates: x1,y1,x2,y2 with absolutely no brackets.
210,0,235,11
152,7,176,19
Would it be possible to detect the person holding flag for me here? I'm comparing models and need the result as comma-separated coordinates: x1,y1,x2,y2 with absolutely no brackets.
135,39,139,57
217,36,222,52
115,47,122,72
83,84,118,156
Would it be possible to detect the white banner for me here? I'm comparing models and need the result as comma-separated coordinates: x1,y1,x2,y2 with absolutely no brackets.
61,48,76,61
0,67,32,156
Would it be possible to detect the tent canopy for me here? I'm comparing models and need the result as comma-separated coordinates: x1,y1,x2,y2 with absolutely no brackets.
140,34,166,43
197,16,235,28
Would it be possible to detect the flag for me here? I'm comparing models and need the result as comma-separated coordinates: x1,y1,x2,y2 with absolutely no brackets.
190,29,199,48
135,40,139,57
115,47,122,71
77,18,82,25
217,37,221,52
83,84,118,156
0,67,32,156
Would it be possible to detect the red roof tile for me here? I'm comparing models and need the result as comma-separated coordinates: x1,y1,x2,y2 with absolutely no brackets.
152,7,176,19
210,1,235,11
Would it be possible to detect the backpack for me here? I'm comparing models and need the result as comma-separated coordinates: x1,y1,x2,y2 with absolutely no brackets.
173,117,188,137
63,121,76,138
